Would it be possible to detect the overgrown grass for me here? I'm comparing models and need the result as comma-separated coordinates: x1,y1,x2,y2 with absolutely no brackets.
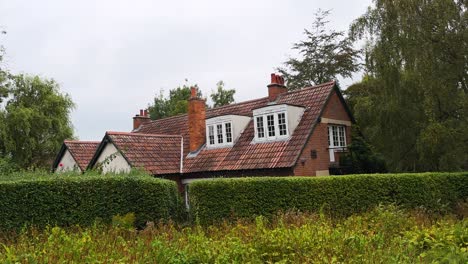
0,205,466,263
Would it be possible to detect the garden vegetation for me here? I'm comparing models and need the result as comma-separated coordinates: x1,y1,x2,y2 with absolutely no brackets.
0,205,466,263
0,172,183,230
190,172,468,225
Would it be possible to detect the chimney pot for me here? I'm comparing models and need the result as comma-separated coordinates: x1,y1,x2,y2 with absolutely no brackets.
133,108,151,130
190,87,197,98
267,73,288,101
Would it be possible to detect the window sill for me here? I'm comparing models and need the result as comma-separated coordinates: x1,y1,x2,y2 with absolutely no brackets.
328,147,348,152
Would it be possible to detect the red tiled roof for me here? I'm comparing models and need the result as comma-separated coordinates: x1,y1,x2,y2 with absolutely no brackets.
63,141,100,171
104,132,182,175
135,81,337,174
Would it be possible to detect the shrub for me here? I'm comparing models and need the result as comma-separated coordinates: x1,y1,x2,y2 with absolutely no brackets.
0,173,183,230
189,172,468,224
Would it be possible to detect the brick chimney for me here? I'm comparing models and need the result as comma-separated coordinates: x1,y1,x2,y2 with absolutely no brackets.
267,73,287,101
188,87,206,153
133,109,150,130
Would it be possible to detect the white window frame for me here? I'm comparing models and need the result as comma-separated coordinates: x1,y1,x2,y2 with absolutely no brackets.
206,121,234,148
254,111,290,142
328,125,347,162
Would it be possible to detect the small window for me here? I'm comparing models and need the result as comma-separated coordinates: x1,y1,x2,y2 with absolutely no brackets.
328,125,346,147
278,113,287,136
208,125,215,145
256,116,265,138
254,111,290,141
217,124,223,144
267,114,275,137
225,123,232,143
207,121,234,147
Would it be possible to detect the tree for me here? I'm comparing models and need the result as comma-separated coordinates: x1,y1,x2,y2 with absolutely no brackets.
339,126,387,174
210,81,235,107
349,0,468,171
278,9,361,90
0,29,8,103
0,74,75,169
148,80,202,120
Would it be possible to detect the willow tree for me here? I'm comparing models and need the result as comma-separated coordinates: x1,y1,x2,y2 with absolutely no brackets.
0,74,75,169
348,0,468,171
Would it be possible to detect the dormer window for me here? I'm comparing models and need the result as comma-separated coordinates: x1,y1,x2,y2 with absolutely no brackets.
206,115,250,148
207,122,232,147
255,112,289,140
253,104,305,142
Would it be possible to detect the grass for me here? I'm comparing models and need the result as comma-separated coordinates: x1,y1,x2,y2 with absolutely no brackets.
0,205,466,263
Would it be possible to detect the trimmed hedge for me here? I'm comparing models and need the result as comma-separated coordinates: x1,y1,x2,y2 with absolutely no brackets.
189,172,468,224
0,174,183,230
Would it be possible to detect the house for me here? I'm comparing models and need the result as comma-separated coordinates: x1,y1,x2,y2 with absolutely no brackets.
53,140,100,173
83,73,355,193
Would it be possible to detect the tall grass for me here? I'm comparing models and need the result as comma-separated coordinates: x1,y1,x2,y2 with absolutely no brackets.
0,205,466,263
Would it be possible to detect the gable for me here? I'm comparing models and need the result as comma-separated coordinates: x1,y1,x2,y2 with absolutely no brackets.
94,142,132,174
321,91,352,122
56,149,80,172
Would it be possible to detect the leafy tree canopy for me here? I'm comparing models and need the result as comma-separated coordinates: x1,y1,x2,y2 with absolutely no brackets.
348,0,468,171
148,80,237,119
148,80,202,120
0,74,75,169
210,80,235,108
278,9,361,90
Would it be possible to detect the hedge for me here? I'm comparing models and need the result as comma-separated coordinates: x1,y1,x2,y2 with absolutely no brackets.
189,172,468,224
0,173,183,230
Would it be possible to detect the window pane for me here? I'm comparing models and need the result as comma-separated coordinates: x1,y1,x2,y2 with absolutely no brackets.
208,125,215,145
225,123,232,143
267,114,275,137
278,112,287,136
338,126,346,147
256,116,265,138
327,126,331,147
217,124,223,144
332,126,338,147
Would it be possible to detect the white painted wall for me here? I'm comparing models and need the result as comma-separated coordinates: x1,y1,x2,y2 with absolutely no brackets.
56,149,81,173
286,105,306,134
95,143,131,174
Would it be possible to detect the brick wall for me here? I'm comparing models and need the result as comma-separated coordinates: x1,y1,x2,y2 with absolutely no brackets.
293,90,352,176
188,91,206,153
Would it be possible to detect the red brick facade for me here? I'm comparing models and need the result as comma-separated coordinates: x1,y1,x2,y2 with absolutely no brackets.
293,91,352,176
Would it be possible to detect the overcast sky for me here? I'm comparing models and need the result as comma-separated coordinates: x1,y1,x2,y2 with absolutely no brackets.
1,0,372,140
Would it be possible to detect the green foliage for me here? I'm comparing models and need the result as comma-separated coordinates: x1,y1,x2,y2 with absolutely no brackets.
0,172,183,230
339,126,387,174
148,80,201,119
349,0,468,172
210,80,235,107
189,172,468,225
0,74,74,169
0,206,466,263
278,9,361,90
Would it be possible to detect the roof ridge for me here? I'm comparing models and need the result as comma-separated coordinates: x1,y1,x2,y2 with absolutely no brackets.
107,131,182,138
64,140,101,144
279,80,336,97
